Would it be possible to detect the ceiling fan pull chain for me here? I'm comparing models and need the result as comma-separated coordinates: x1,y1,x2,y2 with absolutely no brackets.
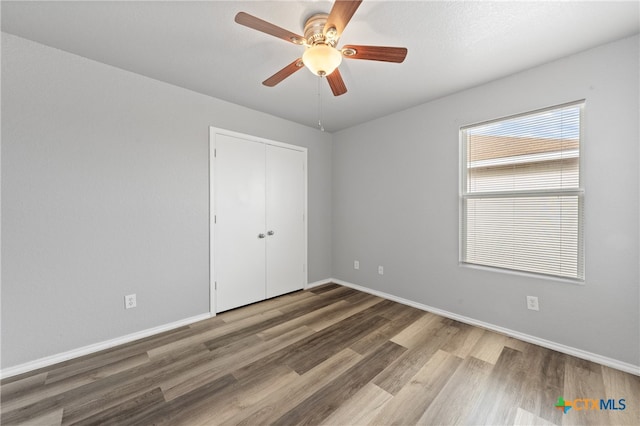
318,75,325,132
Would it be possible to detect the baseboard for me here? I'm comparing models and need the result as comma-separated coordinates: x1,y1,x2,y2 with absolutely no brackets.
331,278,640,376
305,278,333,290
0,313,212,380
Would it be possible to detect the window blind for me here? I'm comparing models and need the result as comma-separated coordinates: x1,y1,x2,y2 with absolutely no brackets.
460,101,584,280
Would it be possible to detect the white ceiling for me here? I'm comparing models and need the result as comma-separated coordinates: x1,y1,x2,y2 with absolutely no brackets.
2,1,639,132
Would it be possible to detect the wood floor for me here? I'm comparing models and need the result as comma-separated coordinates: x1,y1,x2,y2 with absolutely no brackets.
1,284,638,425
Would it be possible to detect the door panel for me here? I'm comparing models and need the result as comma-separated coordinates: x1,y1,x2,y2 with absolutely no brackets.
214,134,266,312
266,145,305,298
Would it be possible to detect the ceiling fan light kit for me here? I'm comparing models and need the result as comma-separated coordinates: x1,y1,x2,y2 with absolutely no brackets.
235,0,407,96
302,44,343,76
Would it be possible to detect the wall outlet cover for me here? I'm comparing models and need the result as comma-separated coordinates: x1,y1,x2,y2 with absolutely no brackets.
125,294,137,309
526,295,539,311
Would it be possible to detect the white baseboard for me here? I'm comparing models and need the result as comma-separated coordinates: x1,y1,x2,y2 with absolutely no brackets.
0,313,211,380
331,278,640,376
305,278,333,290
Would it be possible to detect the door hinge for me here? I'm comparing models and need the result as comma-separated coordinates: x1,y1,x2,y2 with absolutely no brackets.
214,148,217,157
214,281,217,290
214,215,217,224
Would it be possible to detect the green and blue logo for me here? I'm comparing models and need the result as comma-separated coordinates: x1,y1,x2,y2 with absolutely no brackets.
555,397,572,414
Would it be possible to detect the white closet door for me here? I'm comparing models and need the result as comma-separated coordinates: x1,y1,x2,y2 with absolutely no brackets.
214,134,266,312
265,145,305,298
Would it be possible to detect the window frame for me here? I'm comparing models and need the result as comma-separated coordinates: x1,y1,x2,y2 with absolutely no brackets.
459,100,585,282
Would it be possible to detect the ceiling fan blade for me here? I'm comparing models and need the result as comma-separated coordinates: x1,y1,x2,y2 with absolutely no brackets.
262,58,305,87
342,45,408,63
235,12,304,45
324,0,363,38
327,68,347,96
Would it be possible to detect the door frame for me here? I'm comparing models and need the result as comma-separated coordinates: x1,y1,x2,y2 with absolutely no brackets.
209,127,308,315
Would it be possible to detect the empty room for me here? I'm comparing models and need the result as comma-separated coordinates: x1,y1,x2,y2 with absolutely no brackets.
1,1,639,425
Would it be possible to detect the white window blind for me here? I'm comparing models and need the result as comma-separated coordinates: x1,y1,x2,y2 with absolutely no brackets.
460,101,584,280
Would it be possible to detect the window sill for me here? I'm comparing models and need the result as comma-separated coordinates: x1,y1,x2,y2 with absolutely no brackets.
459,262,585,285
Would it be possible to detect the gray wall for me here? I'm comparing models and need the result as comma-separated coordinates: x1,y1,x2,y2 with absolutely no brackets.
1,33,332,368
332,35,639,366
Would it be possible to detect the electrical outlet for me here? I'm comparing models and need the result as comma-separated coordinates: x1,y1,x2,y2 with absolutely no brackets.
125,294,137,309
526,296,539,311
378,266,384,275
354,260,360,270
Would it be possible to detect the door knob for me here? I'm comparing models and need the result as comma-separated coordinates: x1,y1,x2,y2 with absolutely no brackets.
258,233,265,239
267,230,275,236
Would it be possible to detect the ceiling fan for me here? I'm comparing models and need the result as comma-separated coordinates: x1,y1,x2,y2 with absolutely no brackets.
235,0,407,96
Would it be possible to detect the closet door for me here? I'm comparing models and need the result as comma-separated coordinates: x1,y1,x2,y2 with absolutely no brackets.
265,145,305,298
214,134,266,312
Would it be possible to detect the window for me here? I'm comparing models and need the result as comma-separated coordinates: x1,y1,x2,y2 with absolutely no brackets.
460,101,584,280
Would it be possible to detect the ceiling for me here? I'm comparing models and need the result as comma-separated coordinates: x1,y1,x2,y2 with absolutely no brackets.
2,1,639,133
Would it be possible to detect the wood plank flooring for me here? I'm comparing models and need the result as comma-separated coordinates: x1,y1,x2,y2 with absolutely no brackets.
1,283,638,425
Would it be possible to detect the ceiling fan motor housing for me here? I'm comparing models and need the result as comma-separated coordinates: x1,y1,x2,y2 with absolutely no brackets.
304,14,338,47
